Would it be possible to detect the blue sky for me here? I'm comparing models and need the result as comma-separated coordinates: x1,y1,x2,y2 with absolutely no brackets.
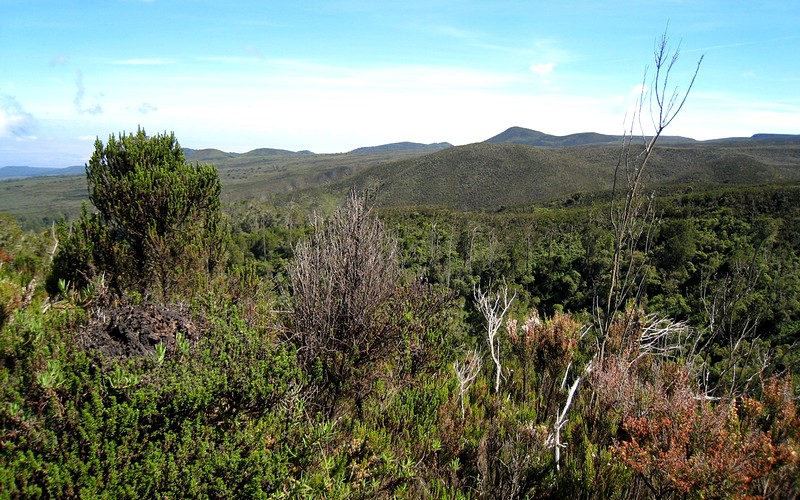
1,0,799,167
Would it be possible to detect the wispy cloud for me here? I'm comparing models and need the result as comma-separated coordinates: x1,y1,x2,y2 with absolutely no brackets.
530,63,554,78
196,55,265,65
684,35,800,54
0,94,36,139
426,24,479,41
49,54,70,66
423,23,563,60
333,65,520,91
74,70,103,115
138,102,158,114
529,38,573,63
250,58,519,90
244,45,266,60
179,57,521,93
110,58,176,65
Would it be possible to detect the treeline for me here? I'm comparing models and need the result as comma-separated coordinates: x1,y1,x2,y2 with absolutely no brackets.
380,183,800,341
1,131,798,498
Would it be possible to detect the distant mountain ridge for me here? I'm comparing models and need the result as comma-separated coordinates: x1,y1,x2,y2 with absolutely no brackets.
183,147,313,162
0,165,84,180
485,126,698,147
4,129,799,180
349,142,452,154
706,133,800,146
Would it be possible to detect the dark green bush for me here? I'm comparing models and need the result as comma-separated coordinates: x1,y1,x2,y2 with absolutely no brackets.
49,128,224,298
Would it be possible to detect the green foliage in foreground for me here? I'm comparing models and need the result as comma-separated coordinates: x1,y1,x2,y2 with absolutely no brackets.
0,296,308,497
2,274,797,498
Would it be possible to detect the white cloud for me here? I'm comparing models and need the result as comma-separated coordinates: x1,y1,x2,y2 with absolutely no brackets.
530,63,554,77
672,92,800,139
25,55,794,158
93,58,628,152
146,74,630,153
49,54,70,66
0,94,36,139
138,102,158,114
110,58,176,65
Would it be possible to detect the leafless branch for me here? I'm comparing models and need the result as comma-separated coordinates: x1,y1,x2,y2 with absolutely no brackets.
454,347,483,419
474,282,516,393
602,27,703,356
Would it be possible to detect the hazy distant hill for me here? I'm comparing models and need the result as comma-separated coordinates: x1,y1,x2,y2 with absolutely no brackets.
349,142,452,154
0,144,450,227
240,148,314,157
0,165,84,180
485,126,697,147
182,148,238,162
183,147,313,162
706,134,800,146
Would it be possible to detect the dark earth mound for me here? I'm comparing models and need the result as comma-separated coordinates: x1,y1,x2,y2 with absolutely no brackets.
78,300,205,358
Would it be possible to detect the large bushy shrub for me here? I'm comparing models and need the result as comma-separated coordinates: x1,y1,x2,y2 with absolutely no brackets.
288,194,451,416
49,128,224,298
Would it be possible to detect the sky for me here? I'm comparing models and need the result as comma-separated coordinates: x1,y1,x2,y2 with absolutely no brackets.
1,1,799,167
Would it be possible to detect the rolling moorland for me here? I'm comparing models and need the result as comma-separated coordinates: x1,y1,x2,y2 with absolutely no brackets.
2,125,800,498
0,142,451,229
2,126,800,227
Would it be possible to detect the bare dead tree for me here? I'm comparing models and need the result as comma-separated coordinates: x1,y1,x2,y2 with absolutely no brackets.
288,193,402,415
601,29,704,356
543,323,593,471
454,347,483,419
559,27,704,476
547,359,592,471
634,313,696,363
49,221,59,264
474,282,515,393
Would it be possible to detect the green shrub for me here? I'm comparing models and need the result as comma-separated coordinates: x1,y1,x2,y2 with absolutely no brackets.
49,128,225,298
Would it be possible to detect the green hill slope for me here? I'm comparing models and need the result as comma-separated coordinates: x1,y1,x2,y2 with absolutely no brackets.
307,140,800,211
340,143,610,210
